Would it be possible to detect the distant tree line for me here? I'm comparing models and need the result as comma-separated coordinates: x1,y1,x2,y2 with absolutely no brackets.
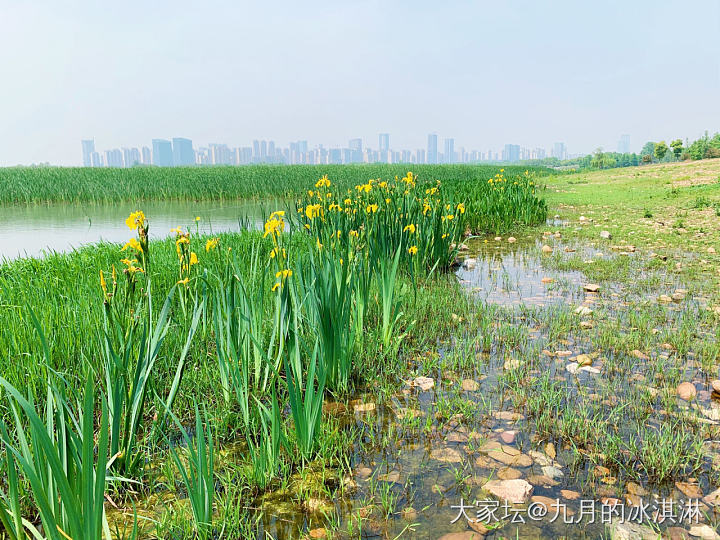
519,131,720,170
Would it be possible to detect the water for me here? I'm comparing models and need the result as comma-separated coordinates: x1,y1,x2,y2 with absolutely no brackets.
246,236,719,539
0,199,286,260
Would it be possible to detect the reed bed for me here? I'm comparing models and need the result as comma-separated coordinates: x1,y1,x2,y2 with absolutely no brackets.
0,165,547,233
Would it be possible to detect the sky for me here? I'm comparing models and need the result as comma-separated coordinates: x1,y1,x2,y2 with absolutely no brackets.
1,0,719,166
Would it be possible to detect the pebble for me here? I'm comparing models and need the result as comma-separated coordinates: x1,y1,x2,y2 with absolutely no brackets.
541,465,564,479
676,481,703,499
482,479,533,504
560,489,580,500
677,382,697,401
437,532,484,540
689,524,720,539
431,447,463,463
353,402,376,413
411,376,435,391
507,236,516,243
497,468,523,480
526,474,559,487
499,430,517,444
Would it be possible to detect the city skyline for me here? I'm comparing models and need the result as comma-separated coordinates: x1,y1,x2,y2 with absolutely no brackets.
78,132,590,168
2,1,718,166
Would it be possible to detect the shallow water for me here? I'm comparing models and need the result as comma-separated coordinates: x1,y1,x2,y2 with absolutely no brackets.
0,199,285,260
245,235,720,539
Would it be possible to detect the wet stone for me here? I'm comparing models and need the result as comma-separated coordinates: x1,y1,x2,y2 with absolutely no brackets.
462,379,480,391
431,446,463,463
609,520,662,540
676,481,703,499
497,467,523,480
353,402,376,413
411,376,435,391
677,382,697,401
560,489,580,500
378,470,401,483
482,479,533,504
437,532,485,540
702,487,720,506
541,465,564,479
526,474,559,487
354,466,372,480
688,524,720,540
665,527,692,540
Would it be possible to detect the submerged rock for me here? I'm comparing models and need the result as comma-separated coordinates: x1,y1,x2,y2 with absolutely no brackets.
541,465,564,479
677,382,697,401
353,402,376,413
431,446,463,463
575,306,593,316
437,532,484,540
411,376,435,391
608,520,660,540
688,524,720,539
482,479,533,504
541,245,553,254
703,487,720,506
461,379,480,391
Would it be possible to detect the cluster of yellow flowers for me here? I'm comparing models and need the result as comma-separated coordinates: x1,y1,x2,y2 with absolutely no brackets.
292,172,465,269
263,211,293,292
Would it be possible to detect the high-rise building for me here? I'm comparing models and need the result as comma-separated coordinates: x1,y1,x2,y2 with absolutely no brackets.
378,133,389,152
348,138,363,163
141,146,152,165
81,139,95,167
552,142,567,160
444,138,455,163
617,134,631,154
427,133,438,164
122,147,141,167
172,138,195,166
503,144,520,162
105,148,124,168
91,152,103,167
209,143,232,165
416,149,426,164
152,139,173,166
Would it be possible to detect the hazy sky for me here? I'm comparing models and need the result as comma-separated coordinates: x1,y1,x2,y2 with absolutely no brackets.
1,0,719,165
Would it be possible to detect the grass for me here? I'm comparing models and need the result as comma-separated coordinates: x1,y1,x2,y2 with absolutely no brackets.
1,160,719,538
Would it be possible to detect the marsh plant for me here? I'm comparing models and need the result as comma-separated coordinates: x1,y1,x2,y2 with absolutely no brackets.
166,404,215,540
0,374,116,540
